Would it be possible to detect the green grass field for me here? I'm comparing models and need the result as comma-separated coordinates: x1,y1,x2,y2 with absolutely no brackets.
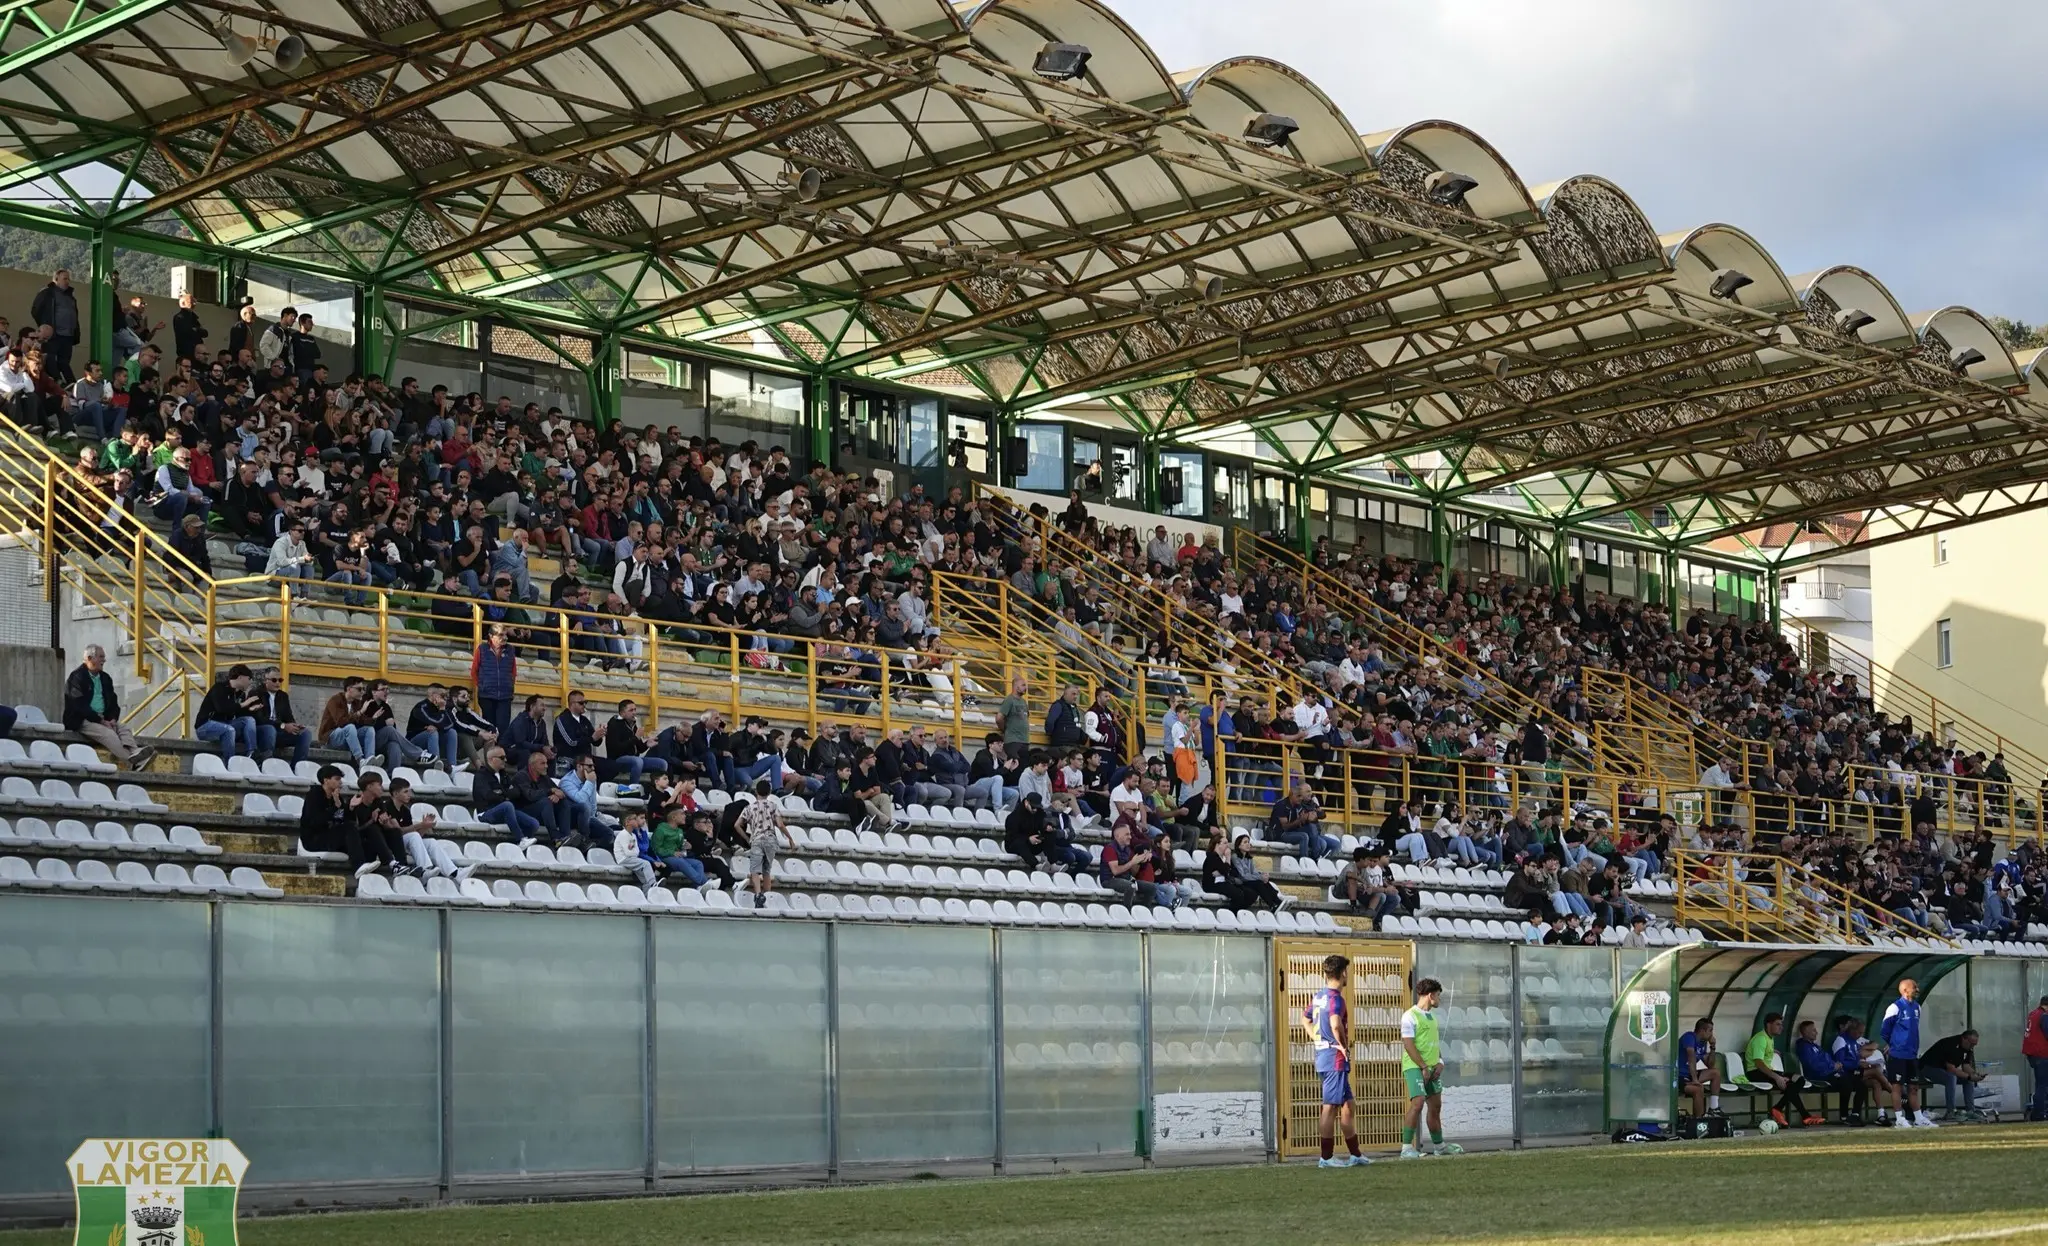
11,1127,2048,1246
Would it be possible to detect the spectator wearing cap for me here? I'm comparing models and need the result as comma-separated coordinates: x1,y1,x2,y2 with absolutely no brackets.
470,625,517,737
192,664,260,760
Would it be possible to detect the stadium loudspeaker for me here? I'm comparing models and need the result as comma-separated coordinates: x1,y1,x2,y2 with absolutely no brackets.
1004,436,1029,469
1159,466,1183,507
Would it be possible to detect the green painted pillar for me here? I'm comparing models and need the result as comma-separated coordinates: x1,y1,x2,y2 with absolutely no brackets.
809,372,834,468
1765,569,1781,626
1140,438,1160,513
1548,527,1569,589
1430,501,1452,588
590,331,622,429
88,229,115,370
359,284,390,380
1294,474,1312,554
1663,550,1681,614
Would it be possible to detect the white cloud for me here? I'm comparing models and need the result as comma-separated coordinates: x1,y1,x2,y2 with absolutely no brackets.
1103,0,2048,322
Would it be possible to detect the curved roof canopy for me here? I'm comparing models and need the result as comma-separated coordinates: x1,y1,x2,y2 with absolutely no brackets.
3,0,2045,558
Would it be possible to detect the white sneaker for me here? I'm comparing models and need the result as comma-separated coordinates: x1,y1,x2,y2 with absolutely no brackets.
1398,1145,1423,1160
354,860,382,878
1892,1113,1913,1128
1913,1112,1938,1128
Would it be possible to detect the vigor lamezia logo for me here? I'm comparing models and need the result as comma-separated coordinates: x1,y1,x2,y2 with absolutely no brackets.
68,1140,248,1246
1626,990,1671,1046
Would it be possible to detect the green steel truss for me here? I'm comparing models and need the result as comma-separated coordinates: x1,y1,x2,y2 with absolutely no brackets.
3,0,2043,567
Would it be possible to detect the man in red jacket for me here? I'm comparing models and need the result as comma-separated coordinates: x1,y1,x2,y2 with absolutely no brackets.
2024,995,2048,1121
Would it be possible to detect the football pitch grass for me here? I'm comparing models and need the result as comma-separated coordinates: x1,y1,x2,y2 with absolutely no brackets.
10,1126,2048,1246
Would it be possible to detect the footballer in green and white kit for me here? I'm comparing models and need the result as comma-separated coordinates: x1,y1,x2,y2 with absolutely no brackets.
1399,978,1462,1158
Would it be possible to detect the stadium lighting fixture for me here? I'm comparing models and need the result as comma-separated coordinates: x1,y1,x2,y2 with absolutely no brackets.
214,20,259,65
1199,275,1225,303
1243,113,1299,148
1032,42,1092,81
1951,346,1986,374
1425,170,1479,207
1708,268,1752,300
784,167,824,202
1835,308,1877,335
1485,352,1512,381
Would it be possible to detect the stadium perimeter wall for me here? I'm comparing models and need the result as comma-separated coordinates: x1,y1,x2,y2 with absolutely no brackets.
0,893,2029,1221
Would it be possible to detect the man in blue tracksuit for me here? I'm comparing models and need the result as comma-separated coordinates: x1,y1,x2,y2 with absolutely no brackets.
1881,978,1933,1127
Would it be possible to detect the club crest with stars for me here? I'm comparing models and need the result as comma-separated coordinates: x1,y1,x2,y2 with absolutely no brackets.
67,1140,248,1246
1625,990,1671,1047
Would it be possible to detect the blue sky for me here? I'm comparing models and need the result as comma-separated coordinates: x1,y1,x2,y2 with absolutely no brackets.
1109,0,2048,327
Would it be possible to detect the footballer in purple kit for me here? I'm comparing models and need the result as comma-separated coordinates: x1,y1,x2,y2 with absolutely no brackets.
1301,953,1369,1167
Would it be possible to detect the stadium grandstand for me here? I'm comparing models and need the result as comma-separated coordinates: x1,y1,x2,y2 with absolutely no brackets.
1,0,2048,1218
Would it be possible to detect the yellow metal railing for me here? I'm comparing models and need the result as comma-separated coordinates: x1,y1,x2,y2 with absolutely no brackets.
1672,849,1952,946
1227,527,1599,772
204,577,1106,749
1584,666,1765,785
1780,613,2048,790
0,417,207,738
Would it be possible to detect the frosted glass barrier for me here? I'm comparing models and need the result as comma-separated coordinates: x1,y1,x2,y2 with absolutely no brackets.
222,905,440,1183
0,897,211,1195
837,925,993,1163
1919,970,1968,1049
1969,960,2024,1111
451,913,645,1175
1519,944,1613,1137
656,922,828,1171
1416,941,1516,1140
1000,930,1142,1159
1148,934,1268,1155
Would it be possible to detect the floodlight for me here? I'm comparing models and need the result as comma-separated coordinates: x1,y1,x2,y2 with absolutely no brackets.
1032,42,1092,81
1425,170,1479,207
1834,307,1876,335
1243,113,1299,148
272,32,307,71
1199,275,1225,303
215,20,259,66
1951,346,1986,374
1708,268,1752,300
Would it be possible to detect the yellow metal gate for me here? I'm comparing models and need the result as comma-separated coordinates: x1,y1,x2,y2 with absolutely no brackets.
1274,938,1414,1157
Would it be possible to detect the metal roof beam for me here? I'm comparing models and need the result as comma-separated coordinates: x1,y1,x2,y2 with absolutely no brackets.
0,0,175,84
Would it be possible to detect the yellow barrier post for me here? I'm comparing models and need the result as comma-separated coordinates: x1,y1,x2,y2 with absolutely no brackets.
727,629,741,722
646,620,660,734
557,610,572,706
130,527,147,679
377,591,391,678
279,581,293,686
203,579,218,687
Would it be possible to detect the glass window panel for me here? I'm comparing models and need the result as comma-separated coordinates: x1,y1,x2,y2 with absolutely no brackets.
947,410,991,475
905,398,942,468
1110,445,1139,502
1517,944,1614,1137
0,897,211,1195
656,921,828,1172
393,339,483,401
247,263,357,352
222,905,440,1183
624,350,692,389
836,925,993,1163
1414,942,1516,1141
483,357,584,421
1919,970,1968,1058
708,366,804,449
451,913,645,1176
1015,423,1065,492
1000,930,1142,1159
1148,935,1269,1155
1160,450,1204,519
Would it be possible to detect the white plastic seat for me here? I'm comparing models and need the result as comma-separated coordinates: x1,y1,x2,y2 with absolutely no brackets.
171,826,220,855
190,754,229,780
65,744,115,773
74,859,124,891
1,777,48,806
115,861,168,893
230,867,284,898
152,862,206,895
359,873,397,901
242,792,277,819
520,880,558,907
227,756,262,779
117,784,168,813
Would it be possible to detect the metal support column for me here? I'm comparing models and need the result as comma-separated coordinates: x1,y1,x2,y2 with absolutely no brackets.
1765,568,1781,627
642,915,658,1190
1430,501,1451,588
824,920,842,1183
991,927,1006,1175
88,229,116,370
810,372,834,469
591,331,622,430
1508,942,1525,1149
1261,933,1278,1163
1663,549,1681,615
437,907,454,1198
1548,526,1570,591
208,901,225,1138
1294,474,1312,555
1137,933,1154,1165
359,284,391,380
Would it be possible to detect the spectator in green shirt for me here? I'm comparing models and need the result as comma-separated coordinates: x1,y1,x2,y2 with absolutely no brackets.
1746,1012,1819,1127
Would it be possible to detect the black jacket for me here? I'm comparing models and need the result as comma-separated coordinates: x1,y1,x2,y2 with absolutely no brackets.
194,679,253,728
63,664,120,731
471,766,516,810
298,785,350,849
